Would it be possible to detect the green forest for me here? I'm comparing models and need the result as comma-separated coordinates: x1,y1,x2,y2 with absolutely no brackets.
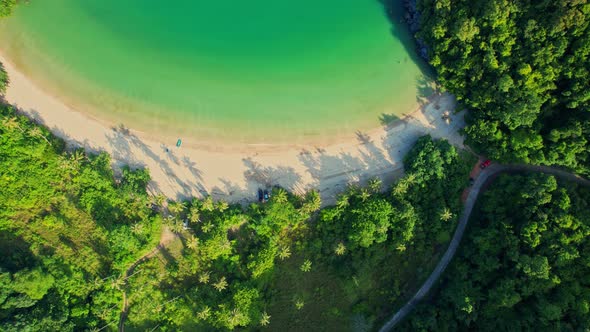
1,0,590,331
400,173,590,330
0,0,15,18
417,0,590,174
0,103,474,330
396,0,590,330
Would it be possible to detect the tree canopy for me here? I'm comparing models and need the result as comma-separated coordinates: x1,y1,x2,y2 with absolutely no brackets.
0,0,15,18
0,105,162,330
0,62,7,95
0,100,476,330
401,173,590,331
417,0,590,175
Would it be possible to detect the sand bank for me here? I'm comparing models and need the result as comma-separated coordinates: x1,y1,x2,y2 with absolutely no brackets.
1,53,465,205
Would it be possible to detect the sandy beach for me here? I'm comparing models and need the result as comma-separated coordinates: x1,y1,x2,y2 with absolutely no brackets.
1,53,465,205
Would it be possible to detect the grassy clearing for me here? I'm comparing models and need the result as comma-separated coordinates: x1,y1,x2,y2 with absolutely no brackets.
266,238,451,331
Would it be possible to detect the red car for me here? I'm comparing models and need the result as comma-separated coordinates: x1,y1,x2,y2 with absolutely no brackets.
480,160,492,169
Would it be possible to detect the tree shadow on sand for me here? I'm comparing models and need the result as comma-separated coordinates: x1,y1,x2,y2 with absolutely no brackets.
5,87,464,208
213,159,304,206
380,113,401,127
296,134,402,205
104,128,207,201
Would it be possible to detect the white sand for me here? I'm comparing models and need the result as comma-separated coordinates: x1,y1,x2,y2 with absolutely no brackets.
1,53,465,205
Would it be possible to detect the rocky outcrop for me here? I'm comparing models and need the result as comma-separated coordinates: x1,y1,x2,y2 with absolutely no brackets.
403,0,429,61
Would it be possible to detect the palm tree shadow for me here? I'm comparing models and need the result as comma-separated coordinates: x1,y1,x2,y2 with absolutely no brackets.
380,113,401,127
242,157,303,194
104,129,198,201
181,156,203,181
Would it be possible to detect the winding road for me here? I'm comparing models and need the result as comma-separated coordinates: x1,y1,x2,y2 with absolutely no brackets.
379,164,590,332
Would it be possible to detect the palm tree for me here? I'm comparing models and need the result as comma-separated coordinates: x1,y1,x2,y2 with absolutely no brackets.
439,208,453,222
278,246,291,260
131,223,144,235
152,303,163,314
185,235,199,250
92,276,104,288
228,308,245,327
2,117,24,132
58,155,72,171
110,277,124,290
405,173,417,184
69,150,86,170
302,190,321,214
352,275,360,287
294,299,305,310
359,189,371,202
168,201,186,219
394,173,417,196
28,127,51,145
220,239,232,252
336,194,350,210
71,149,86,162
168,219,185,233
273,189,288,204
197,306,211,321
260,311,271,326
201,222,214,233
149,194,166,209
393,180,409,196
216,201,229,212
97,308,110,320
188,206,201,223
213,276,228,292
300,259,312,272
198,271,210,284
334,242,346,256
367,178,382,193
202,196,214,212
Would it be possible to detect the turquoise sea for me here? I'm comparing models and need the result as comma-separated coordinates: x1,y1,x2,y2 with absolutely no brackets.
0,0,426,143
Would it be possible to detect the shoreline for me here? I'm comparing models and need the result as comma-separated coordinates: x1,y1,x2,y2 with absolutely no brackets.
0,47,421,152
0,52,466,204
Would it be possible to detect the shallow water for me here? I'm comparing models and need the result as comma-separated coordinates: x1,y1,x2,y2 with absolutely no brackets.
0,0,426,143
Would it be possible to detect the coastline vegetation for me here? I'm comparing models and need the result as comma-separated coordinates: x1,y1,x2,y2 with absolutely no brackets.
0,0,15,18
0,105,162,330
0,62,7,95
0,103,474,330
395,0,590,329
1,0,590,330
417,0,590,175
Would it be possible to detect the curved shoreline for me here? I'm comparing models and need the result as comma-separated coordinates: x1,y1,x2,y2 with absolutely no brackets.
0,52,465,204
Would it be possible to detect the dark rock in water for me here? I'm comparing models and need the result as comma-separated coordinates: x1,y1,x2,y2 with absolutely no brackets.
402,0,430,61
420,46,428,59
403,0,420,33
